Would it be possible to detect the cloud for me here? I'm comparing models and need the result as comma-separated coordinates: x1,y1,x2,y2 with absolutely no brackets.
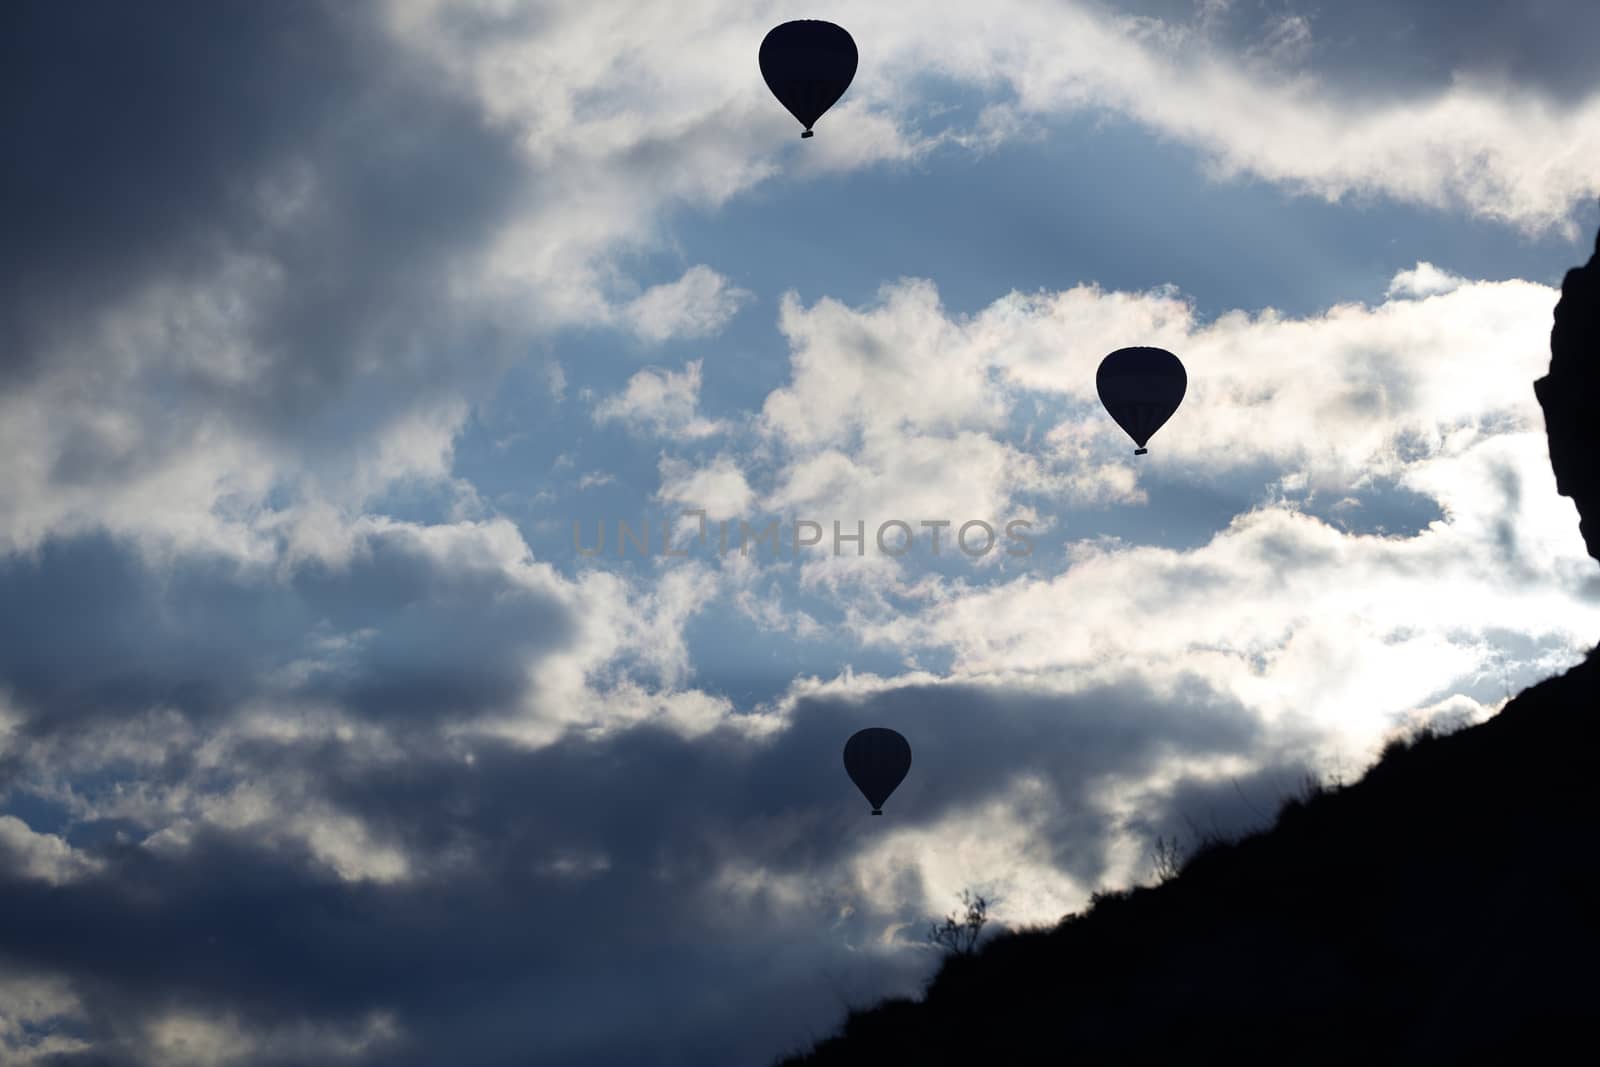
4,4,1599,1064
0,2,527,559
0,670,1274,1066
655,454,755,521
5,251,1586,1065
1114,0,1600,103
680,260,1597,772
622,266,751,343
545,360,570,400
143,1009,401,1067
0,515,713,753
6,0,1597,563
0,815,103,885
739,263,1570,594
1386,262,1469,299
762,434,1056,547
593,360,726,439
761,282,1009,450
853,447,1597,764
143,795,414,886
1011,1,1600,233
753,282,1072,536
979,271,1565,486
0,971,91,1064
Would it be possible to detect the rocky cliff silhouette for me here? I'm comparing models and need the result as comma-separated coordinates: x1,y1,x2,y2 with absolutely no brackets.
776,226,1600,1066
1539,224,1600,562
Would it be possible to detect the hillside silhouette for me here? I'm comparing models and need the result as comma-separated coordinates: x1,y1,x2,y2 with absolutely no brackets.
777,225,1600,1066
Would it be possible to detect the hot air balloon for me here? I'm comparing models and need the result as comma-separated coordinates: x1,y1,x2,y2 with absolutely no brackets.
843,727,910,815
1096,346,1187,455
759,20,858,138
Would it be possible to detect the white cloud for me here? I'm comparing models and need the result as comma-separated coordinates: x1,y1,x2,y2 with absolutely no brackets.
0,972,91,1065
845,775,1085,931
855,451,1597,769
841,265,1555,477
622,265,751,343
979,270,1563,487
143,1010,399,1067
763,433,1053,544
907,1,1600,235
1244,13,1314,70
762,281,1009,450
593,360,725,439
747,263,1567,589
142,798,412,885
655,453,755,520
386,0,1600,243
735,583,823,638
0,817,105,886
1386,262,1470,300
545,360,568,400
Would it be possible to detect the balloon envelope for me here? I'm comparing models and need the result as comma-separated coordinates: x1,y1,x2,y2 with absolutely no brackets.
759,20,857,137
843,727,911,814
1096,346,1187,454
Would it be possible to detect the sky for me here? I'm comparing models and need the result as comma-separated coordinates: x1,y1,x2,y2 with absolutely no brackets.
2,1,1599,1064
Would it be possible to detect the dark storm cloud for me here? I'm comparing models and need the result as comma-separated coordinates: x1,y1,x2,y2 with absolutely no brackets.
0,535,262,727
0,824,919,1067
1,0,339,383
1,671,1277,1065
799,680,1265,885
1107,0,1600,102
311,674,1262,895
0,529,575,748
0,0,528,449
1128,756,1323,848
286,535,576,722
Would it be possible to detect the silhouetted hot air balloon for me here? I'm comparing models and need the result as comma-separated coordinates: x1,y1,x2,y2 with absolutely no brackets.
843,727,910,815
759,20,857,138
1096,346,1187,455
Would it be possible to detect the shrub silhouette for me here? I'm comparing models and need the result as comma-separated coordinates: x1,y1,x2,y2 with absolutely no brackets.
1149,834,1184,884
925,889,990,956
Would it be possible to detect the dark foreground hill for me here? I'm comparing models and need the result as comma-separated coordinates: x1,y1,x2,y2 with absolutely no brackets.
777,226,1600,1066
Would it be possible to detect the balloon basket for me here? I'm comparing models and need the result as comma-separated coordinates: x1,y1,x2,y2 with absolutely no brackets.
801,130,814,138
1134,447,1148,455
870,809,882,815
